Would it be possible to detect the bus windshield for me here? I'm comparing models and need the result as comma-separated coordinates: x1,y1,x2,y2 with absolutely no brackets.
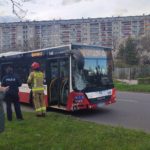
72,49,114,92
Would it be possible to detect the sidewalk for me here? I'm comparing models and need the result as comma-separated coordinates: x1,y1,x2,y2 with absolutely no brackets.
116,79,138,85
3,102,33,113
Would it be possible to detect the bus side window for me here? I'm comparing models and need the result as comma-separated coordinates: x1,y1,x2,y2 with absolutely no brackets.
51,62,59,79
14,64,30,83
0,66,5,80
0,63,13,80
60,59,69,79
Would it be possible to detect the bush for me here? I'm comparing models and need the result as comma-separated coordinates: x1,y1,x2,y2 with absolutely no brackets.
138,77,150,85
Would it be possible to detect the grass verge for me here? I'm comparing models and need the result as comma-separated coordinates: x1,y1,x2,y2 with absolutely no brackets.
0,112,150,150
114,81,150,93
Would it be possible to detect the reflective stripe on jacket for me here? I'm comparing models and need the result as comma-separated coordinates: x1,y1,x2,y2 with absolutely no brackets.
28,71,44,92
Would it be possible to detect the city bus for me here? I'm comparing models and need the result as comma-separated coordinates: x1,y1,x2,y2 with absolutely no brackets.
0,44,116,111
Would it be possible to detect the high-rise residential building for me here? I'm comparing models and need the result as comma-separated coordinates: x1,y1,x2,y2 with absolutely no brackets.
0,15,150,52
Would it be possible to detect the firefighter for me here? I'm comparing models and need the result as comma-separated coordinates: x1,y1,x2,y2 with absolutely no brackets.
27,62,46,117
1,65,23,121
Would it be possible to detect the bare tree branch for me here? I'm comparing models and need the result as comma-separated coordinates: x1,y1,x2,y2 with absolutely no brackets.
10,0,28,19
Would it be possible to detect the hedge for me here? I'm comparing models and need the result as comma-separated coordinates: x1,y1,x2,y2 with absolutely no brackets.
138,77,150,85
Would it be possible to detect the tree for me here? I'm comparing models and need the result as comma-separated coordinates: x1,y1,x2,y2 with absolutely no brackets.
125,37,139,65
138,34,150,65
140,34,150,52
117,43,125,61
117,37,139,66
9,0,31,19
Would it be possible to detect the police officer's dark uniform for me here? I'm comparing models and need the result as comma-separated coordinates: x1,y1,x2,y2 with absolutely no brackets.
1,66,23,121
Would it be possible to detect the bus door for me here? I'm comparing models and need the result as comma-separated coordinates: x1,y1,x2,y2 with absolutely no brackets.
46,57,69,106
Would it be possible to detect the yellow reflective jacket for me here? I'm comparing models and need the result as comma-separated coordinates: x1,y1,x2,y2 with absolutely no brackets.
27,71,44,92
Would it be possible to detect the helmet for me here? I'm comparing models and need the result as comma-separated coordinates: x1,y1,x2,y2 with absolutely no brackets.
31,62,40,69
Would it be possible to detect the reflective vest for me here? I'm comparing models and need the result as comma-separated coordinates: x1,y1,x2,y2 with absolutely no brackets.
32,71,44,92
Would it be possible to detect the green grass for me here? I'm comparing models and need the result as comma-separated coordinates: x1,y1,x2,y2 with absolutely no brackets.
114,81,150,93
0,112,150,150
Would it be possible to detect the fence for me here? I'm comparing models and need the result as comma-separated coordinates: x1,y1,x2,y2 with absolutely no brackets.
113,66,150,79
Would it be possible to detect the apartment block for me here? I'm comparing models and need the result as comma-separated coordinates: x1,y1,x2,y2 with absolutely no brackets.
0,15,150,52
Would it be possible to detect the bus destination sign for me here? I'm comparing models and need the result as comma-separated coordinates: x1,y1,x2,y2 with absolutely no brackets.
31,52,43,57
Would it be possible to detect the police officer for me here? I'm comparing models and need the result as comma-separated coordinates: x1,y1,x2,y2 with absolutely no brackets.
1,65,23,121
27,62,46,117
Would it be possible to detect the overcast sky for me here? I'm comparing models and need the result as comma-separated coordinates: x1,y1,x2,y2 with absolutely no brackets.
0,0,150,21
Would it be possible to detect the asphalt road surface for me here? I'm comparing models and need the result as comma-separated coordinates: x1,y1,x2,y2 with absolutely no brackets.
73,91,150,132
3,91,150,132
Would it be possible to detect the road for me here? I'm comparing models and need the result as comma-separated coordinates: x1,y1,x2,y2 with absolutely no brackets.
3,91,150,132
73,91,150,132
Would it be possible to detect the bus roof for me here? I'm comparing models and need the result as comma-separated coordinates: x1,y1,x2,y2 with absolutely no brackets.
0,44,112,59
0,51,23,57
71,44,112,51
